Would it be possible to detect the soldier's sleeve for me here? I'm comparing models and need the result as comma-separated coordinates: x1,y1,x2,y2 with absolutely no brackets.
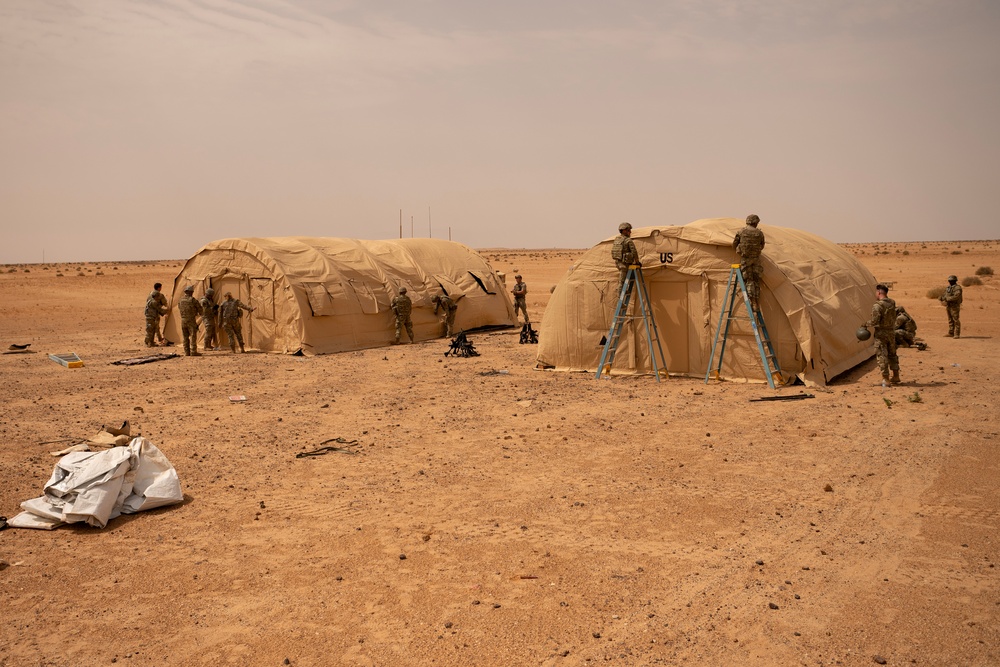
732,232,741,251
864,302,879,328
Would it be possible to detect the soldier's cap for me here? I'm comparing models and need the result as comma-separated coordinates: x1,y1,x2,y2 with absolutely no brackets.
205,288,215,296
618,222,632,232
515,274,522,279
746,214,760,225
948,275,958,282
399,287,407,293
225,292,233,298
184,285,195,293
876,283,889,293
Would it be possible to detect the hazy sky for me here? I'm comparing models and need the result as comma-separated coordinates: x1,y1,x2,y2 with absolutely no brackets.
2,0,999,263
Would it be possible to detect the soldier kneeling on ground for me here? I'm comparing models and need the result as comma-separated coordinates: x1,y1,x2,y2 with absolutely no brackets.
895,305,918,348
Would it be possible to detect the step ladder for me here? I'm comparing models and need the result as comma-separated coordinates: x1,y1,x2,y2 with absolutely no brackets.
704,265,783,389
596,265,669,381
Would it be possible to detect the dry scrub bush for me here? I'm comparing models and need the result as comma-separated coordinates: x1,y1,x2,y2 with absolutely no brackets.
926,286,946,299
975,266,994,276
962,276,982,287
951,250,963,255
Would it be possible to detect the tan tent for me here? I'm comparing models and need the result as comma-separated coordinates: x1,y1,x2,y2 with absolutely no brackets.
163,237,516,354
536,218,878,386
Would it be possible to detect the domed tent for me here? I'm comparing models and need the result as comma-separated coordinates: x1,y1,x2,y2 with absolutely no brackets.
163,237,516,354
536,219,878,386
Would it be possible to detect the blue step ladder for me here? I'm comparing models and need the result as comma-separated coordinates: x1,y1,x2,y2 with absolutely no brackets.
705,265,784,389
596,265,669,381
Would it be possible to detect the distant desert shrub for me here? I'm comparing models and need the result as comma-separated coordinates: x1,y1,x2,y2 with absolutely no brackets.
56,273,64,277
77,272,85,276
549,284,556,293
961,276,982,287
23,268,30,273
902,250,910,255
6,268,15,273
975,266,993,276
951,250,962,255
926,286,946,299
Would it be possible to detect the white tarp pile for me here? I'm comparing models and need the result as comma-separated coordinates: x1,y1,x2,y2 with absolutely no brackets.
8,437,183,530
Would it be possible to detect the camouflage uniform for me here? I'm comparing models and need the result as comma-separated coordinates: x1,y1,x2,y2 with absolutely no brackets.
390,291,414,344
611,231,639,297
219,295,253,352
511,278,529,323
200,291,219,350
144,289,168,347
178,290,204,356
433,295,458,337
940,279,963,337
894,308,917,347
866,294,899,382
733,217,766,311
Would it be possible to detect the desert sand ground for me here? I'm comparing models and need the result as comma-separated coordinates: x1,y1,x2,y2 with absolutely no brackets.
1,241,998,667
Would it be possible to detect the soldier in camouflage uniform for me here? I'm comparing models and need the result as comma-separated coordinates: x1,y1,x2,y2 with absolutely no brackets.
144,282,169,347
894,306,917,347
733,214,766,311
511,274,529,323
432,294,458,337
219,291,255,353
939,275,963,338
200,287,219,350
178,285,204,356
390,287,414,344
611,222,639,297
863,283,900,384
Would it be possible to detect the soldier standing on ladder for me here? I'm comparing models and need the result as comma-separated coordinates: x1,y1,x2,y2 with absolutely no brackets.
612,222,639,297
733,214,765,311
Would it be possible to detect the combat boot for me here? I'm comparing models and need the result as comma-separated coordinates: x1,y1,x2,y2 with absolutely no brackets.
890,370,901,384
239,343,245,353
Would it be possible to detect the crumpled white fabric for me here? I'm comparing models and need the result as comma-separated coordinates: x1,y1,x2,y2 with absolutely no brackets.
9,437,183,529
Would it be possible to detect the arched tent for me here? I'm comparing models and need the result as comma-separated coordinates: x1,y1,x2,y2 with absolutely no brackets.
163,237,516,354
536,219,878,386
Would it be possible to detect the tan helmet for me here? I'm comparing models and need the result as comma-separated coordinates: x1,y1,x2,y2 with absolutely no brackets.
618,222,632,232
948,275,958,282
399,287,407,294
184,285,194,294
746,214,760,225
205,288,215,296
